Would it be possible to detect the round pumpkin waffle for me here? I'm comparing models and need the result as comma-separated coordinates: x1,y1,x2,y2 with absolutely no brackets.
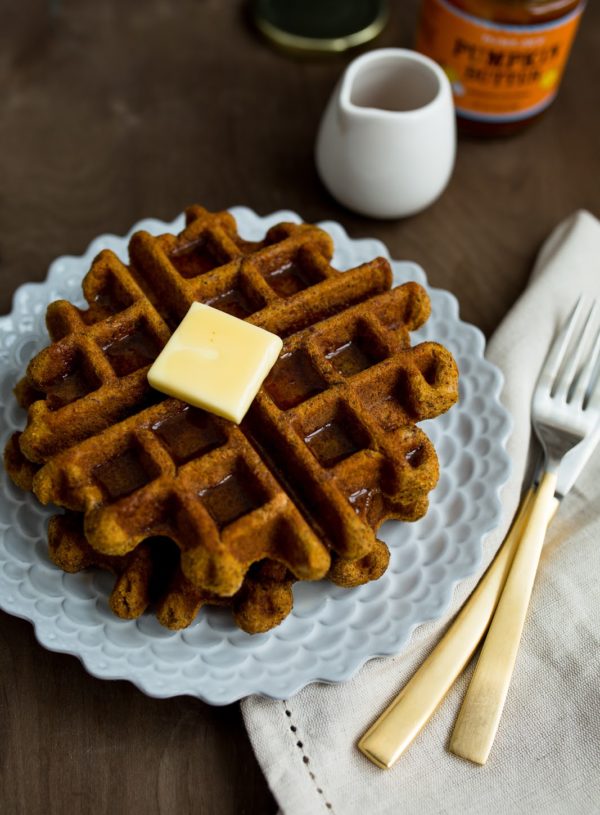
4,206,459,633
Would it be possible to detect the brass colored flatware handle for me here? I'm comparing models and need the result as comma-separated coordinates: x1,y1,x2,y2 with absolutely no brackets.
449,471,559,765
357,489,536,769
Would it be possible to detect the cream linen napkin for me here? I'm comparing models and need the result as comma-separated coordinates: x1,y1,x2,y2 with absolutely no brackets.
242,211,600,815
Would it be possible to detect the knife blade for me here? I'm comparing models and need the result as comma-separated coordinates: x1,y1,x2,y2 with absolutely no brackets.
556,421,600,497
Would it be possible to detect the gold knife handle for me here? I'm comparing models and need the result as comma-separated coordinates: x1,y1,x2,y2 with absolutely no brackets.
449,471,559,765
357,489,536,769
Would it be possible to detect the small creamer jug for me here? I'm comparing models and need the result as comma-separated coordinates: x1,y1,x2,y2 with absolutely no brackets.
316,48,456,219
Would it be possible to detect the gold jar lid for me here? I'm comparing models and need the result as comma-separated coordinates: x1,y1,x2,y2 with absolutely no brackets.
253,0,389,55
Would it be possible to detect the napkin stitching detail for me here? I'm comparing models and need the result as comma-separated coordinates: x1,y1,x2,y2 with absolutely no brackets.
283,704,334,812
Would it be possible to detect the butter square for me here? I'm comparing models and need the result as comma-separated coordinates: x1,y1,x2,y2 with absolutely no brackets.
148,302,283,424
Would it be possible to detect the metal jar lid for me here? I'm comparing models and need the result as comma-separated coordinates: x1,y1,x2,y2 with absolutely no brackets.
253,0,389,55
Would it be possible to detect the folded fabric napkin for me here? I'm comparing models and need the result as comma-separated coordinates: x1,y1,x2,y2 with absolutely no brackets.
242,211,600,815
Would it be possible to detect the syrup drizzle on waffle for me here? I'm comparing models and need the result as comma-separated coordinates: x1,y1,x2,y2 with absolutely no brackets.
5,206,459,632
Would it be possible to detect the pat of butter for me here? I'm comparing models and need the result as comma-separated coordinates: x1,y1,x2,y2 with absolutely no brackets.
148,302,283,424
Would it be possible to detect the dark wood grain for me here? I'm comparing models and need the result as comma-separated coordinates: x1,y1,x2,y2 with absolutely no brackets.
1,1,599,813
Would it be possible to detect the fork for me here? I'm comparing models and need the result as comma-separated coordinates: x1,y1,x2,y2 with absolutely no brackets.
449,298,600,765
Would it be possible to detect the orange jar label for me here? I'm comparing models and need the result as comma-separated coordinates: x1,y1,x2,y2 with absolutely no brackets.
416,0,584,122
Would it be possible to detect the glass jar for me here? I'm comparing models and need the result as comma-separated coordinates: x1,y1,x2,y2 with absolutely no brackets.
253,0,388,55
416,0,585,136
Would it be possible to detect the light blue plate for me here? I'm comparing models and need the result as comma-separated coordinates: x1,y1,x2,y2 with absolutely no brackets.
0,207,511,704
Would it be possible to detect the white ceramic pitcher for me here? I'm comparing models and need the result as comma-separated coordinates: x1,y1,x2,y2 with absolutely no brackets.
315,48,456,219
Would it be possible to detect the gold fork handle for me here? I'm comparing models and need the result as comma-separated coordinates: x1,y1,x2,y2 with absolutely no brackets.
449,471,558,765
357,489,536,769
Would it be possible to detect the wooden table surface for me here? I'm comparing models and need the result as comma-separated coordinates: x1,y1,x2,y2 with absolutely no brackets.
1,1,599,813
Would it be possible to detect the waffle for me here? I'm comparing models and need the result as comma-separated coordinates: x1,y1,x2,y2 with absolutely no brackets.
5,205,459,632
46,512,390,632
